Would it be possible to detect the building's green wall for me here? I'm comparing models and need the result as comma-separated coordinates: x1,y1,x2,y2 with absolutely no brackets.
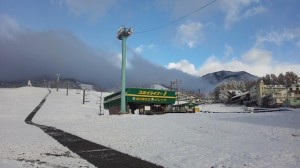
288,98,300,107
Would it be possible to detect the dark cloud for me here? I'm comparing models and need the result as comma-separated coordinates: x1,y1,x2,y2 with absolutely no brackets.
0,29,120,89
0,24,211,91
127,52,211,91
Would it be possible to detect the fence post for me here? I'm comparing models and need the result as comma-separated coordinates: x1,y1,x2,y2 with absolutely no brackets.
66,82,69,96
99,92,103,115
83,90,85,104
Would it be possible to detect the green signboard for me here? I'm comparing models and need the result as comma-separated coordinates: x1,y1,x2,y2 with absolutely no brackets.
126,88,176,104
104,88,176,109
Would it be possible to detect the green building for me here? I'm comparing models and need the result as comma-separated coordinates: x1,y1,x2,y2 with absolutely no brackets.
104,88,176,114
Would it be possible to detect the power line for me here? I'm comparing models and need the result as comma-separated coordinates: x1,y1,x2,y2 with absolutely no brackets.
134,0,218,34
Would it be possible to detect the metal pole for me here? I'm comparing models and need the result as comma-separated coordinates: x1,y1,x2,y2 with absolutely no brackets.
287,88,289,108
99,92,103,115
120,36,127,113
177,79,179,105
66,82,69,96
56,74,60,92
117,26,132,113
175,79,181,105
83,90,85,104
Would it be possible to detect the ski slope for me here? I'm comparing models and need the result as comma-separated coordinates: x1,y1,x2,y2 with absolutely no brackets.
1,87,299,168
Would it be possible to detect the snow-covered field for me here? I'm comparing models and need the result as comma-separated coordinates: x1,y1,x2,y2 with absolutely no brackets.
1,87,300,168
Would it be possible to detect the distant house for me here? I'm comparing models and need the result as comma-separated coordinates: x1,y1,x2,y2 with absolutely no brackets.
247,80,300,107
171,101,198,113
263,90,287,107
284,85,300,108
229,91,250,105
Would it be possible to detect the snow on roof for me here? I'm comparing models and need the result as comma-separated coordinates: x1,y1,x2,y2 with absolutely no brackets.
231,91,249,99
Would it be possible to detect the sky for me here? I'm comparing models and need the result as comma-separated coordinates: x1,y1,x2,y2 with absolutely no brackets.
0,0,300,90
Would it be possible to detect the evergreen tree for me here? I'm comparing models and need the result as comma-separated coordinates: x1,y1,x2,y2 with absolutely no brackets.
285,71,293,86
278,73,285,85
270,74,278,85
285,71,298,86
265,74,271,85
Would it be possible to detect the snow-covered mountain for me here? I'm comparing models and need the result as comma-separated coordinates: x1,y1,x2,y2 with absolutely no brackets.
200,70,259,85
149,84,170,90
1,70,259,92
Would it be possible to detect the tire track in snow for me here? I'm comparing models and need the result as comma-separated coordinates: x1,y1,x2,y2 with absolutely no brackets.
25,89,163,168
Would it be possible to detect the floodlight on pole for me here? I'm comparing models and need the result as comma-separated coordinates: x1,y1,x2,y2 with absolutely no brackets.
117,26,132,113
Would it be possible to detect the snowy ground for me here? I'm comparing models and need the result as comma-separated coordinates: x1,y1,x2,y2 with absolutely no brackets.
1,87,300,168
200,103,246,113
0,87,96,168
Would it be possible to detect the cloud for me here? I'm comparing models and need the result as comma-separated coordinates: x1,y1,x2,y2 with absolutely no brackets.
134,44,155,54
0,15,120,89
134,45,144,54
243,5,265,18
110,53,132,69
224,44,233,57
255,27,300,47
220,0,265,29
242,48,271,65
127,54,211,91
0,14,21,39
167,60,197,75
59,0,117,21
167,48,300,77
175,22,203,48
0,15,211,91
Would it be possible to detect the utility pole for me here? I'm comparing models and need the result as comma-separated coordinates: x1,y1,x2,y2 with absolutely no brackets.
66,81,69,96
56,74,60,92
99,92,103,115
117,26,132,113
83,90,85,104
171,79,181,105
177,79,181,105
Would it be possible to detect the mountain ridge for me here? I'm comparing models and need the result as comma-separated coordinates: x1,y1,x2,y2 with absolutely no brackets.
1,70,260,92
200,70,259,85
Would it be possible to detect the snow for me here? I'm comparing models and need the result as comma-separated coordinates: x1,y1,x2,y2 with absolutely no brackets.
200,103,246,112
1,87,300,168
79,82,94,90
0,87,96,168
150,84,169,90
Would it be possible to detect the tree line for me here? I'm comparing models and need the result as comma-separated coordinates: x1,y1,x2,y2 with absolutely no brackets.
261,71,299,86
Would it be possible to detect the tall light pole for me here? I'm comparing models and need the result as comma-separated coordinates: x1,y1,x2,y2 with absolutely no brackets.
117,26,132,113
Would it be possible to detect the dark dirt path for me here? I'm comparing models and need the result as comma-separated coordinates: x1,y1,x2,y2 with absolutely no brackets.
25,90,163,168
